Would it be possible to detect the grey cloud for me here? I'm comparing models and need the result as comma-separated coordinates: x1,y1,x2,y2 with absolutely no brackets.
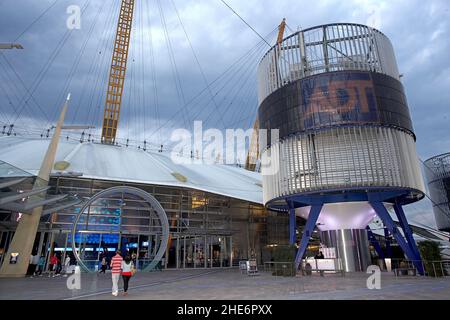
0,0,449,228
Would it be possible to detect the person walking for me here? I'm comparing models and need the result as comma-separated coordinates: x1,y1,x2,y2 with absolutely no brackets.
315,250,325,277
49,254,59,278
55,253,62,276
121,255,135,296
63,254,71,277
36,255,46,276
28,253,38,277
110,251,123,296
99,256,107,274
30,254,40,277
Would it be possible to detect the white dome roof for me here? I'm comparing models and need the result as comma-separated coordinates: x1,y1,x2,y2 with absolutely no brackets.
0,136,263,204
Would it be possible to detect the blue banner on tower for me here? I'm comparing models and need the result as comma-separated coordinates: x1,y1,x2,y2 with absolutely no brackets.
258,70,414,145
301,72,378,129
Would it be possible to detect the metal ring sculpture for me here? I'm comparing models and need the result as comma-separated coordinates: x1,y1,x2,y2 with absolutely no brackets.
71,186,169,272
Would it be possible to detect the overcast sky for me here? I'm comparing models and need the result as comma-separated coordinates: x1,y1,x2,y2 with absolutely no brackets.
0,0,449,227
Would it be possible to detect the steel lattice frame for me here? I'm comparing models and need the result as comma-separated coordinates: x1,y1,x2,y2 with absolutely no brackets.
101,0,135,144
257,23,400,104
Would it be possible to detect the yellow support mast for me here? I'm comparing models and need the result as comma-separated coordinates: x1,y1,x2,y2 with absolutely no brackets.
101,0,136,144
245,118,260,171
276,18,286,48
245,19,286,171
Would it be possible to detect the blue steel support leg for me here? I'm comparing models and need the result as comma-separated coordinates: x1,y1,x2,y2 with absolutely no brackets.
289,207,296,245
393,203,424,273
370,201,424,275
384,227,392,258
366,226,384,259
294,204,323,270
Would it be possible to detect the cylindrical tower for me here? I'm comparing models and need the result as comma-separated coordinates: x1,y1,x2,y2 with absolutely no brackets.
257,23,426,272
424,153,450,232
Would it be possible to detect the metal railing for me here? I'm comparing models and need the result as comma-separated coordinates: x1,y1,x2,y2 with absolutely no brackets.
262,259,450,278
263,259,345,277
301,259,345,277
257,23,400,103
378,258,450,277
263,261,296,277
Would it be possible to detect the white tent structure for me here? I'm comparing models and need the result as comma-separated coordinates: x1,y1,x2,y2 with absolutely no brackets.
0,136,263,204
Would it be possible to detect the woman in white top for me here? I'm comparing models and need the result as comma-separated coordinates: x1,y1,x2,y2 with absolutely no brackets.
63,254,71,276
121,255,134,295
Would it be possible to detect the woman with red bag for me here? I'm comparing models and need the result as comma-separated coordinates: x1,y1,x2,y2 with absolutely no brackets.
121,255,135,296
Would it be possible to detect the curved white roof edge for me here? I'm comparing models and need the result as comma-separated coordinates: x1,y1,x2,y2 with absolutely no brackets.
0,136,263,205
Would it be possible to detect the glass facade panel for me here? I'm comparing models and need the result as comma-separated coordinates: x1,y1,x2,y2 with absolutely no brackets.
0,176,288,270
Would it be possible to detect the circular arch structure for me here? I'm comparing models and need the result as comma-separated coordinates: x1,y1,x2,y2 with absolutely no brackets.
71,186,169,272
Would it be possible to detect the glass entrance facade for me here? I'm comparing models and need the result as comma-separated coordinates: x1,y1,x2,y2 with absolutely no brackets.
168,235,232,269
0,176,289,272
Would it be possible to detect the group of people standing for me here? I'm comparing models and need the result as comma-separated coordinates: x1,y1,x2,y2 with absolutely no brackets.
27,254,46,277
28,249,136,296
28,252,72,277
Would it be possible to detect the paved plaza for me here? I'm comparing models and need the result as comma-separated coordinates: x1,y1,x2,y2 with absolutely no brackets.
0,268,449,300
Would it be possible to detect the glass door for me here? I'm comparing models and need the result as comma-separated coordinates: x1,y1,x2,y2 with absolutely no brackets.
207,236,232,268
138,235,149,270
185,237,194,268
71,232,119,272
167,235,177,268
194,237,206,268
99,233,119,268
120,234,139,263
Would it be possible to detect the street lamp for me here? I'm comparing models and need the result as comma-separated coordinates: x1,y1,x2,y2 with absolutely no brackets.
0,43,24,50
